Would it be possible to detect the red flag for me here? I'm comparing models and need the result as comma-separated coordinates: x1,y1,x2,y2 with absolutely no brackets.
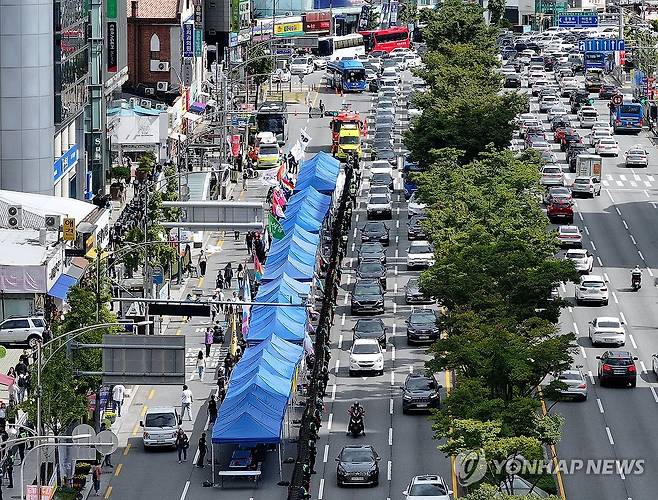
276,160,286,181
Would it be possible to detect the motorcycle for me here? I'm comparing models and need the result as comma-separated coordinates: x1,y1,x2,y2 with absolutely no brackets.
632,274,642,291
348,414,365,437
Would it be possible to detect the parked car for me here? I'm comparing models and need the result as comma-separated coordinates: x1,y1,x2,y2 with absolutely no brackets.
0,316,46,347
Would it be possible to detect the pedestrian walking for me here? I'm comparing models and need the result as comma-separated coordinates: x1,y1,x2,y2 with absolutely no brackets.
216,272,224,290
237,263,246,289
207,394,218,428
175,429,189,463
319,100,325,116
205,328,214,357
181,385,193,420
92,464,102,495
112,383,125,417
0,403,6,431
308,105,313,118
245,231,254,256
196,351,206,380
4,454,13,488
224,263,233,289
196,433,207,468
242,168,248,191
16,375,26,403
198,250,207,277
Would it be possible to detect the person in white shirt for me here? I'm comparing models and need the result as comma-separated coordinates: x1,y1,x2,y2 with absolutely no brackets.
112,384,126,417
181,385,194,421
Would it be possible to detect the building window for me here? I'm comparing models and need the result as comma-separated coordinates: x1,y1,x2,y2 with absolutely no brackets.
150,33,160,60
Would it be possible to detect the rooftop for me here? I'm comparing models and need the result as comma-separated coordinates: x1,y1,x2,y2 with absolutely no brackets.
127,0,180,19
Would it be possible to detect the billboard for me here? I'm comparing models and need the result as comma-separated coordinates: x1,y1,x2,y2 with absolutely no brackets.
313,0,362,8
182,23,194,58
274,21,304,36
389,0,398,25
107,22,117,72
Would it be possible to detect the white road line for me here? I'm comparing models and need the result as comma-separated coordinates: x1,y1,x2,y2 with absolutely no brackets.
604,273,610,283
395,235,399,244
648,175,656,182
632,170,640,180
645,190,651,198
395,249,399,259
394,266,398,276
612,292,619,304
390,371,395,386
341,314,346,326
588,370,595,385
346,275,351,285
630,235,637,245
390,398,394,415
606,189,615,203
353,228,357,238
331,384,336,401
328,413,333,431
568,306,573,313
351,243,355,252
323,444,330,463
648,268,655,277
630,181,638,188
392,323,397,336
343,294,349,305
580,346,587,359
396,220,399,229
338,334,343,349
645,181,652,187
179,481,190,500
591,241,597,251
620,175,627,181
393,302,397,314
393,283,398,293
653,202,658,209
616,207,622,216
616,180,624,186
620,312,627,325
622,220,629,230
396,207,400,216
639,250,645,261
603,180,610,186
318,478,325,500
355,214,360,222
640,361,648,374
584,226,590,235
573,322,580,336
391,346,396,361
335,360,340,373
597,398,604,413
409,365,414,373
597,256,603,267
387,461,392,481
606,427,615,445
388,428,393,446
629,334,637,349
650,387,658,403
578,212,584,221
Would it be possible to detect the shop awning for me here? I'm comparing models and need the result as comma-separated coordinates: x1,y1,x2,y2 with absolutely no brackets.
47,258,89,300
184,112,203,122
189,102,207,114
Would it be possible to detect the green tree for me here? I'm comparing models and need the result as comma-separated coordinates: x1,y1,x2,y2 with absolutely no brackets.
487,0,506,25
421,0,495,49
246,45,274,107
464,483,561,500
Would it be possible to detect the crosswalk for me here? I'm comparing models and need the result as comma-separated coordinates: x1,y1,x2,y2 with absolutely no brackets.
600,173,656,188
185,344,227,370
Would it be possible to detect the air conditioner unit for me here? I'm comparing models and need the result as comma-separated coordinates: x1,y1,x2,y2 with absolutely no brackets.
140,99,152,109
155,103,167,111
7,205,23,229
144,87,155,95
150,60,170,72
157,81,169,91
44,214,61,230
129,97,140,107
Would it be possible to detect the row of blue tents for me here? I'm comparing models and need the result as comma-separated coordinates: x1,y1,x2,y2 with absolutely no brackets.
211,152,341,445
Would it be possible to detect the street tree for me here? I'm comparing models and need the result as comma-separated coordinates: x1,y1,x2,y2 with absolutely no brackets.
487,0,506,25
464,483,561,500
421,0,495,50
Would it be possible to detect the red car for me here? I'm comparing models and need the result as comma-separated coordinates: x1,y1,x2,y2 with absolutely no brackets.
547,200,574,223
554,127,577,143
560,131,582,152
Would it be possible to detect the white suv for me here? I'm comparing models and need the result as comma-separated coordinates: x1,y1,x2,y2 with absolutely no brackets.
575,275,608,306
141,407,180,449
0,316,45,347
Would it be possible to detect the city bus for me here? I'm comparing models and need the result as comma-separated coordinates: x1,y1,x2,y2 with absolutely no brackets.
256,101,288,145
359,26,410,54
314,34,365,57
611,102,644,134
326,60,367,92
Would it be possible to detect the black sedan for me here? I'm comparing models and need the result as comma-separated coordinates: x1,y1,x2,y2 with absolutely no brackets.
356,260,387,289
407,215,426,240
598,84,618,100
361,221,390,245
406,310,441,344
336,445,380,486
373,149,397,166
404,277,433,304
353,318,386,348
351,279,385,315
401,373,441,413
358,242,386,264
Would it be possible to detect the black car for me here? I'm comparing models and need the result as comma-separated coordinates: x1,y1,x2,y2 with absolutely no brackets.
543,55,555,71
402,373,442,413
335,445,380,486
368,79,379,92
373,150,397,166
361,221,390,245
405,277,433,304
376,114,395,124
570,90,590,113
598,84,618,100
407,215,426,240
370,171,395,189
406,310,441,344
353,318,386,347
551,116,570,132
567,144,589,172
504,74,522,88
372,139,394,150
351,279,385,315
597,351,638,387
356,260,387,289
358,242,386,264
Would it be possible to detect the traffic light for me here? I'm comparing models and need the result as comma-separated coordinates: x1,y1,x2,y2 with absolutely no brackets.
640,97,648,105
587,98,594,105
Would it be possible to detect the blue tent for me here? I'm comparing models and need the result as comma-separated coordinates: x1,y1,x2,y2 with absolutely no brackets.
261,247,315,282
294,152,340,194
280,209,324,234
267,230,318,266
286,186,332,218
247,304,307,344
256,274,310,304
233,335,303,382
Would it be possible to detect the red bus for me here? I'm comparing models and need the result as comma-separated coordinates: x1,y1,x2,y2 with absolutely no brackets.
359,26,410,54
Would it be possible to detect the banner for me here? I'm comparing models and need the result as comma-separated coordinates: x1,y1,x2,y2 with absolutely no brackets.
274,22,305,37
389,0,399,25
268,213,285,240
107,0,117,18
194,29,202,57
300,128,312,150
259,166,281,186
182,24,194,58
380,0,390,28
231,135,241,157
358,5,370,31
290,141,304,162
107,22,117,72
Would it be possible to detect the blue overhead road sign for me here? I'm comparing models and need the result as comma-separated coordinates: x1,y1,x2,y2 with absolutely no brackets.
578,39,625,52
559,14,599,28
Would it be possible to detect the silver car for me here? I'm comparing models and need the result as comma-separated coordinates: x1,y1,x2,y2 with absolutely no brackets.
555,368,588,401
625,147,649,168
557,225,582,248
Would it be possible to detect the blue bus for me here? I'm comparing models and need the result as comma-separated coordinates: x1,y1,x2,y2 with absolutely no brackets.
327,60,366,92
611,103,644,134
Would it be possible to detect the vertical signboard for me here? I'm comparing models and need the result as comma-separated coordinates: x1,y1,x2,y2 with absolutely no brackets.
231,0,240,32
107,0,117,18
107,22,117,72
63,218,76,241
194,3,203,27
358,5,370,30
380,0,390,28
389,0,399,25
194,29,202,57
182,24,194,58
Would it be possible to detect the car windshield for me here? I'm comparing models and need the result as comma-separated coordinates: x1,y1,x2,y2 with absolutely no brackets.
551,188,570,196
582,112,597,118
543,167,561,174
407,278,420,288
361,243,383,253
628,150,645,155
372,173,392,182
356,320,384,332
340,135,360,145
32,318,45,327
410,313,436,325
352,342,380,354
259,146,279,156
293,57,308,64
582,281,605,288
406,377,434,391
566,250,586,259
340,448,374,462
558,372,583,381
370,195,390,204
604,357,632,366
355,282,381,295
365,222,386,232
359,262,383,273
410,244,432,254
574,178,590,184
600,139,616,145
598,320,621,329
145,413,177,427
409,483,448,495
561,227,579,234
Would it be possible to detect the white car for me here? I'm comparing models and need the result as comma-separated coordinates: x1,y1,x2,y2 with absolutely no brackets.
407,240,435,269
547,105,569,121
403,475,453,499
528,141,551,153
313,57,328,70
371,160,394,175
578,107,598,128
591,122,613,135
595,138,619,156
625,146,649,167
0,316,45,347
589,316,625,346
290,56,314,74
141,407,179,448
557,225,582,247
571,176,601,198
589,128,612,146
349,338,384,376
540,165,565,186
367,194,393,219
272,68,291,82
539,95,560,113
408,192,426,219
404,53,422,68
575,275,608,305
566,248,593,273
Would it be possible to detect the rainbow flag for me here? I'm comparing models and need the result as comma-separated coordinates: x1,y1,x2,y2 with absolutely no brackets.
254,253,263,281
242,275,251,338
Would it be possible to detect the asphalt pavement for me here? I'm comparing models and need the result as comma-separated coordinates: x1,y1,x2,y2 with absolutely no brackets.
524,75,658,500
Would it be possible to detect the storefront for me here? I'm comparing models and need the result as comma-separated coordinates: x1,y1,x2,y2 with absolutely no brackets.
109,104,168,162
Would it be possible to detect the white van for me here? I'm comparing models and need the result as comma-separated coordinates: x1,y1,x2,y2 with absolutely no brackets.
141,407,179,449
579,107,599,128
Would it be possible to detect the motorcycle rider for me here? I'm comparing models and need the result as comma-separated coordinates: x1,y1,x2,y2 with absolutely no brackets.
631,265,642,287
347,402,365,436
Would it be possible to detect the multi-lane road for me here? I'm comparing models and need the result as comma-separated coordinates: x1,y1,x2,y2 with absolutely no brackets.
526,78,658,500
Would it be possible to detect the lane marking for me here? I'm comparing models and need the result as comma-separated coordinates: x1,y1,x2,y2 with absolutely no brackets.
394,266,398,276
649,268,655,277
603,273,610,283
328,413,333,431
573,322,580,336
392,324,396,336
319,479,325,500
640,361,648,374
387,460,392,481
622,220,629,230
639,250,645,261
393,302,397,314
104,486,113,499
630,235,637,245
650,387,658,403
343,294,348,305
580,346,587,359
388,427,393,446
578,212,584,221
131,423,139,436
148,389,155,400
588,370,595,385
591,241,597,251
334,360,340,373
391,346,396,361
597,256,603,267
390,371,395,386
346,275,351,286
645,190,651,198
331,384,336,401
341,314,345,327
409,365,414,373
620,312,627,325
606,427,615,445
123,443,131,456
629,334,637,349
612,292,619,304
390,398,394,415
584,226,590,236
597,398,604,414
338,334,343,350
606,189,615,203
393,283,398,294
179,481,190,500
323,444,329,463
